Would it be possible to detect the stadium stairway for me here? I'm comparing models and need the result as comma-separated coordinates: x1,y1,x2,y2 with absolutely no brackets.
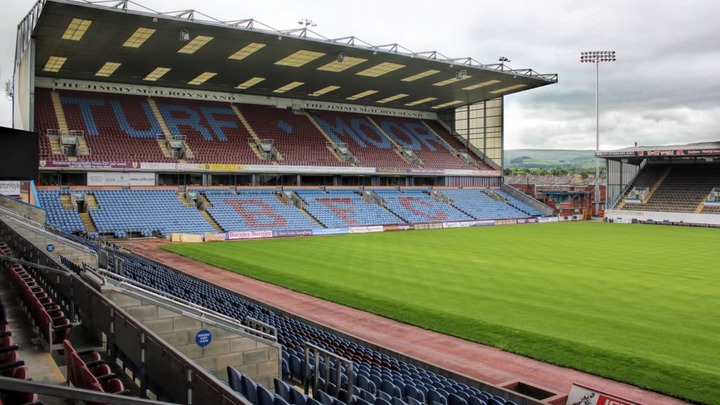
49,90,69,134
201,209,225,233
79,212,98,234
145,98,176,159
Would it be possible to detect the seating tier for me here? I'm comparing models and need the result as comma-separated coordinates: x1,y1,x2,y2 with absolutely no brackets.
296,189,405,228
88,189,217,236
153,97,263,164
622,164,720,213
59,90,175,163
35,88,496,171
309,111,417,169
239,104,345,166
375,189,471,223
441,189,528,220
204,189,318,231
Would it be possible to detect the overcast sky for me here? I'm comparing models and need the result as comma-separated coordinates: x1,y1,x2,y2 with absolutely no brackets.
2,0,719,150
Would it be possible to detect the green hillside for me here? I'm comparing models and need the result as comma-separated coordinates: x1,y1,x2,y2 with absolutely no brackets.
505,149,596,170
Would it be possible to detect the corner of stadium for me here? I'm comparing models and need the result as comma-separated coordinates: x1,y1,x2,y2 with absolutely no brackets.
0,0,717,404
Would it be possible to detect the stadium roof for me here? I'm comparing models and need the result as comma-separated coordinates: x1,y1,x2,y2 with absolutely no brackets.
597,141,720,164
22,0,557,112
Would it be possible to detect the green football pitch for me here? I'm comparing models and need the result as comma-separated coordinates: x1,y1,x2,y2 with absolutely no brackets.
162,222,720,404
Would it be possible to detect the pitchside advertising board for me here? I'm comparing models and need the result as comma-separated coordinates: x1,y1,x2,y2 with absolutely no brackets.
87,172,155,186
565,384,641,405
0,181,21,196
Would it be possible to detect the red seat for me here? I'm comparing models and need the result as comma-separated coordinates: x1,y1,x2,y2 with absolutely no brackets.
3,365,39,404
0,350,24,376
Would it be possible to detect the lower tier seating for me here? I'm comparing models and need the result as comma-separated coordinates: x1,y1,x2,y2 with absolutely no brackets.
441,189,528,220
375,189,471,223
62,237,520,405
37,187,544,235
204,189,318,231
296,189,404,228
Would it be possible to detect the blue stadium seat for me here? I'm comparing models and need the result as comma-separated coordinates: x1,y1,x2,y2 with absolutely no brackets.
258,384,275,405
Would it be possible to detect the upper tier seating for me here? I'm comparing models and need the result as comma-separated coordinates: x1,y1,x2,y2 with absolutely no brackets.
622,164,720,213
372,116,472,170
58,90,175,163
375,189,471,223
88,189,217,236
35,88,67,162
309,111,417,169
441,189,529,220
423,120,495,171
238,104,345,166
153,97,264,164
35,88,496,171
203,189,318,231
296,189,405,228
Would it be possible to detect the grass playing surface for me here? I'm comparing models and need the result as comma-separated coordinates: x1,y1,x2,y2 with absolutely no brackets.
162,222,720,404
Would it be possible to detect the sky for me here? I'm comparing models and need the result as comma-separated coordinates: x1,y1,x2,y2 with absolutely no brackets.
1,0,719,150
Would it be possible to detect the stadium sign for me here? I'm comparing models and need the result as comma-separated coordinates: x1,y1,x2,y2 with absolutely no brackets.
225,230,273,240
597,149,720,158
195,329,212,347
312,228,350,236
301,100,435,119
40,78,243,103
349,226,383,234
38,78,438,120
40,160,132,169
273,229,313,238
0,181,21,196
565,383,641,405
87,172,155,186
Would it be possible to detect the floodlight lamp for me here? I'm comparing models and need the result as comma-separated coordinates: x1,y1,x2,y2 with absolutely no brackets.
298,18,316,27
179,29,190,42
337,52,345,62
455,69,467,80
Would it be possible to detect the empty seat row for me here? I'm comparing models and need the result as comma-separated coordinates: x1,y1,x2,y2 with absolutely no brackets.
0,296,40,405
35,88,491,171
64,339,128,398
0,243,72,352
56,238,519,405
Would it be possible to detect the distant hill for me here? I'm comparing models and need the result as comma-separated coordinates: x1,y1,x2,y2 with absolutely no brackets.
505,149,596,170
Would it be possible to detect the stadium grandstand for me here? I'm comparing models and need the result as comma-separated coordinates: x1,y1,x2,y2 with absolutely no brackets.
598,142,720,227
0,0,716,404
